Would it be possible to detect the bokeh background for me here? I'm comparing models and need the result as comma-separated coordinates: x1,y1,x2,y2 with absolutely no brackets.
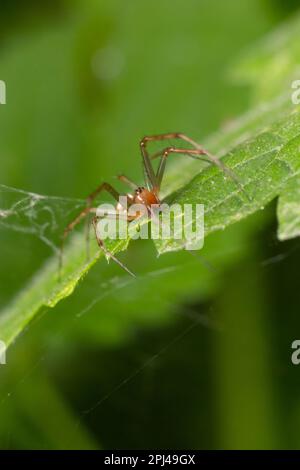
0,0,300,449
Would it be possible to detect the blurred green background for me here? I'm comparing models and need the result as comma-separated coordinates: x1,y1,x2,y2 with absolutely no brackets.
1,0,300,450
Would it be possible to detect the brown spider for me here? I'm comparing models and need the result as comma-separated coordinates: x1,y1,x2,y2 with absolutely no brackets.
60,132,242,277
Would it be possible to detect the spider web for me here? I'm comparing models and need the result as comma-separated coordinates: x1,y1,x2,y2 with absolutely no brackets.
0,183,86,254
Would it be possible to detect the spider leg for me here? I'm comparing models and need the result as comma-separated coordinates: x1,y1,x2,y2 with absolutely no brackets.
152,146,250,200
92,215,136,278
141,132,210,154
117,174,138,190
152,147,207,188
139,139,158,191
140,132,210,192
86,182,121,206
141,133,250,200
84,182,125,261
144,132,208,150
59,205,97,275
60,182,123,276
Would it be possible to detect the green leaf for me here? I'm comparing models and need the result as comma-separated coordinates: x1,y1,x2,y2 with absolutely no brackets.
0,234,129,346
155,108,300,253
2,12,300,347
230,9,300,243
277,175,300,241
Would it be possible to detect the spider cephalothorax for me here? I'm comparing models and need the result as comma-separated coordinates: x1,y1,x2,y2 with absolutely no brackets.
133,186,160,206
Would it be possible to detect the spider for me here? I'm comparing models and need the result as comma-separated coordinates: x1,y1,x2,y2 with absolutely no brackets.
60,132,243,277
